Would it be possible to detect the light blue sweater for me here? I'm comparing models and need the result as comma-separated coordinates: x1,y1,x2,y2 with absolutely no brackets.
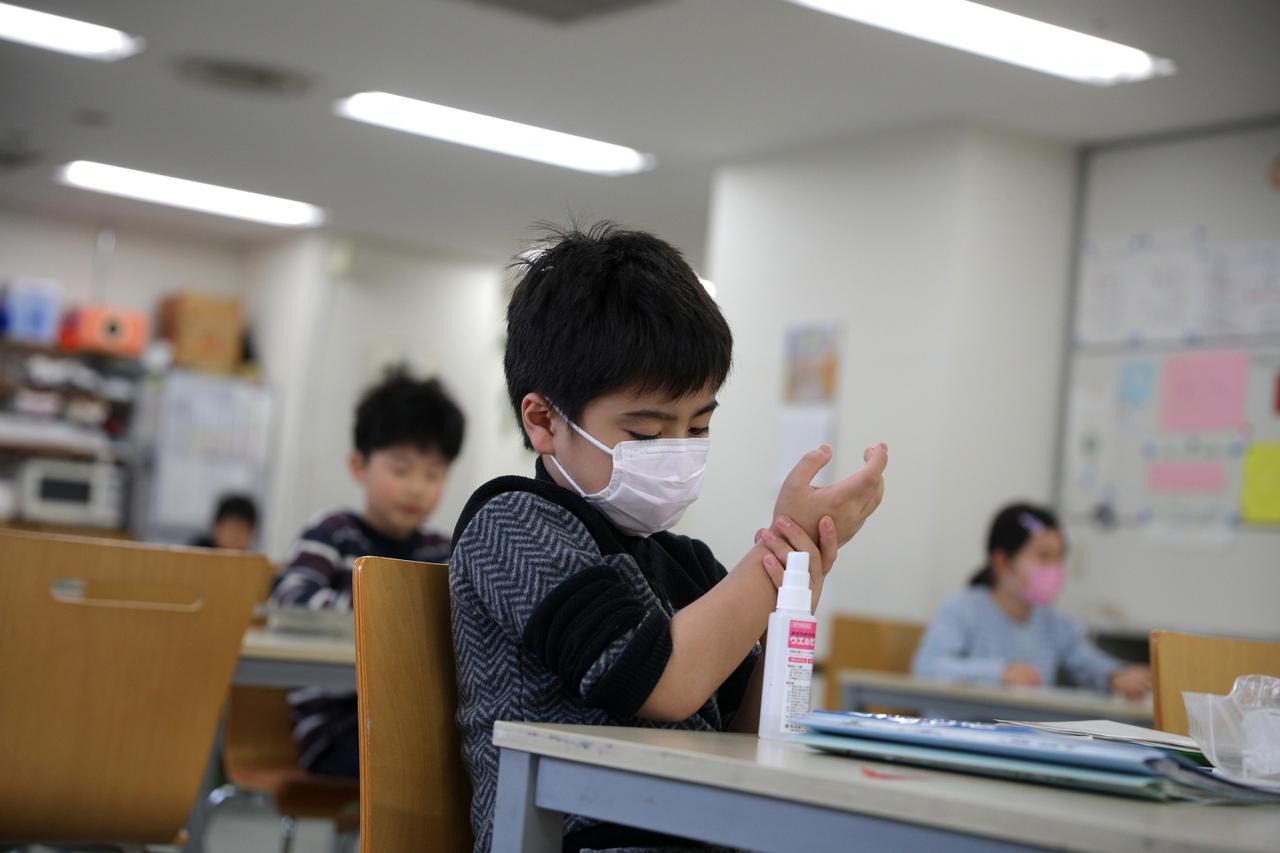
911,587,1121,692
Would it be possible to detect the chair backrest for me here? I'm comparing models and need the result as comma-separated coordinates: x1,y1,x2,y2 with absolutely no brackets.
224,686,300,781
825,614,925,709
223,563,297,784
0,530,264,843
1150,629,1280,735
353,557,472,852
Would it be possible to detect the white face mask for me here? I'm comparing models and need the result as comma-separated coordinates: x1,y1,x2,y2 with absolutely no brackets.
547,412,709,538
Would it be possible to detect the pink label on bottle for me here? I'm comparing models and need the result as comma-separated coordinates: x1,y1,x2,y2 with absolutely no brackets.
788,619,817,652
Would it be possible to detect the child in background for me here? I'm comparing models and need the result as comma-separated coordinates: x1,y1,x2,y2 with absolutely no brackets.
270,367,465,777
912,502,1151,699
190,493,258,551
449,223,888,851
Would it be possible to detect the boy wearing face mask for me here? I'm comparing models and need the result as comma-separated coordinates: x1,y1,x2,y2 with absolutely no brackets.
911,502,1151,701
449,222,888,852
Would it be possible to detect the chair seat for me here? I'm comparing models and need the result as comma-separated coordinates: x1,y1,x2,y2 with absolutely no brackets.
231,764,360,817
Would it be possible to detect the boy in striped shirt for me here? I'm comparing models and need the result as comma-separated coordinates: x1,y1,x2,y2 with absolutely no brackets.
270,367,465,776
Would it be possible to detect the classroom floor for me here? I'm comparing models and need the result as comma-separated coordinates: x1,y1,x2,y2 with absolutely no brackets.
204,797,356,852
20,801,353,852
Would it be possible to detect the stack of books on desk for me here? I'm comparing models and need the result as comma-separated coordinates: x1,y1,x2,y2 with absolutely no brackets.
794,711,1280,804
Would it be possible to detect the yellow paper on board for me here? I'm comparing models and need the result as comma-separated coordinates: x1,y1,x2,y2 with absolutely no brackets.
1240,443,1280,525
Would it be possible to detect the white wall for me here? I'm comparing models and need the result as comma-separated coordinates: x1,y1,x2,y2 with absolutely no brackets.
246,235,525,559
682,124,1076,643
0,207,244,310
243,234,332,557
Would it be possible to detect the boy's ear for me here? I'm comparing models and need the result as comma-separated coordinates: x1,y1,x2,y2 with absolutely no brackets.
347,450,369,483
520,393,558,455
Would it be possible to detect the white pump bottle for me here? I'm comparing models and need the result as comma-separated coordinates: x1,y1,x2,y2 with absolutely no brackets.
757,551,816,740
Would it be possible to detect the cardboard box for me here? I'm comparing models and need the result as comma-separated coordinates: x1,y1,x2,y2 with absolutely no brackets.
160,292,244,374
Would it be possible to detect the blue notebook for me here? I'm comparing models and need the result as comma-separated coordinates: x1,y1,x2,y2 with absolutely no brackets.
796,710,1179,776
794,711,1280,804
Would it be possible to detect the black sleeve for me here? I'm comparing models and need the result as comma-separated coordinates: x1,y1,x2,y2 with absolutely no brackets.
522,566,673,718
454,491,674,719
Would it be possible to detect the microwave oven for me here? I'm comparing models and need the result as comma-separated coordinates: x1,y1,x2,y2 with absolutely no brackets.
17,458,125,528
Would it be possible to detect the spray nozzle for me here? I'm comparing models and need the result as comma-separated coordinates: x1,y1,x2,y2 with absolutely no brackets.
776,551,812,613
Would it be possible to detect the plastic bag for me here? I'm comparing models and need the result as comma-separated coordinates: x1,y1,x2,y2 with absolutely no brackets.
1184,674,1280,787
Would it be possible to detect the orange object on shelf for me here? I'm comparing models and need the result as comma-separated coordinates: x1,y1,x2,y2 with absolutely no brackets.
59,305,151,358
159,292,244,374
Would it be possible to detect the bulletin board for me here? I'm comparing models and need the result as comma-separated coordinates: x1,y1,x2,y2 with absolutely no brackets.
1056,121,1280,637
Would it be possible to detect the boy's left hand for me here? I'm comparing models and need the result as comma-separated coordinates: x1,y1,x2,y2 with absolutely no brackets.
774,443,888,547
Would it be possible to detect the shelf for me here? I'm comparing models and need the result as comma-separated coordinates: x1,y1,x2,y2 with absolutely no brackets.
0,379,135,407
0,339,143,372
0,442,113,462
0,520,132,540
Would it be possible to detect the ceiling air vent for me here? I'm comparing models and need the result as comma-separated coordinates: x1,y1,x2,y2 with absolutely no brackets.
454,0,665,24
173,57,313,97
0,132,41,171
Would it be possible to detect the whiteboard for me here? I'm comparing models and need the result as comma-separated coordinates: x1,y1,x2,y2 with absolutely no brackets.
1057,122,1280,638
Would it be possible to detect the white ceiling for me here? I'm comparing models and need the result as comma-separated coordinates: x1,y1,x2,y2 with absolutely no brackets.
1,0,1278,265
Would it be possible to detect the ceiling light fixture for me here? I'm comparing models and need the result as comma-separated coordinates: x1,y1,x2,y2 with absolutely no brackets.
57,161,325,228
786,0,1175,85
335,91,654,176
0,2,143,61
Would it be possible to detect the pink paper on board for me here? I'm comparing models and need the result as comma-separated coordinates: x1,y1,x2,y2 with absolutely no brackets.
1158,350,1249,432
1146,461,1228,493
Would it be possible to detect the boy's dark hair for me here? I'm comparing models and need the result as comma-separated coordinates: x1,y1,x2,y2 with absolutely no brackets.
969,502,1062,587
214,493,258,527
504,221,733,448
354,366,466,461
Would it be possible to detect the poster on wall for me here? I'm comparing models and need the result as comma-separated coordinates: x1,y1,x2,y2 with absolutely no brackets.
777,324,840,487
1062,225,1280,536
1074,230,1280,347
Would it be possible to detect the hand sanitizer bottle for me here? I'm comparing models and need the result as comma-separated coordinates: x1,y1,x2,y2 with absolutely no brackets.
758,551,816,740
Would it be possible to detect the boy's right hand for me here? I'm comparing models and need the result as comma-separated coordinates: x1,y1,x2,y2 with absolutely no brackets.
773,443,888,547
755,514,837,612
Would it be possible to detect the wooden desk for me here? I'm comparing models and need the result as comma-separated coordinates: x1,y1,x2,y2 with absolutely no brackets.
185,629,357,853
838,668,1153,724
491,722,1279,853
235,627,357,691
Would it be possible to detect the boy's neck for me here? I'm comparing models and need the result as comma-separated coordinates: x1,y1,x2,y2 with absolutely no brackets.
359,508,415,542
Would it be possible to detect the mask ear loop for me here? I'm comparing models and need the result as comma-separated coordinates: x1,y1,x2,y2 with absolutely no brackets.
549,402,614,456
545,400,614,497
547,454,590,497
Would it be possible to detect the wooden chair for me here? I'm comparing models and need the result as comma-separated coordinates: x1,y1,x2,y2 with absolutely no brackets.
206,560,359,851
353,557,472,852
214,686,360,850
824,613,925,709
0,530,264,846
1150,629,1280,736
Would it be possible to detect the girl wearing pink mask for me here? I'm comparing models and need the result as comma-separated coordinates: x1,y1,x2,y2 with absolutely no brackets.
912,503,1151,700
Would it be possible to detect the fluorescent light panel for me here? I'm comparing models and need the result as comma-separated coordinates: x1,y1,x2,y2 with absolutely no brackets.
336,91,654,176
787,0,1175,85
0,2,143,61
57,161,325,228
